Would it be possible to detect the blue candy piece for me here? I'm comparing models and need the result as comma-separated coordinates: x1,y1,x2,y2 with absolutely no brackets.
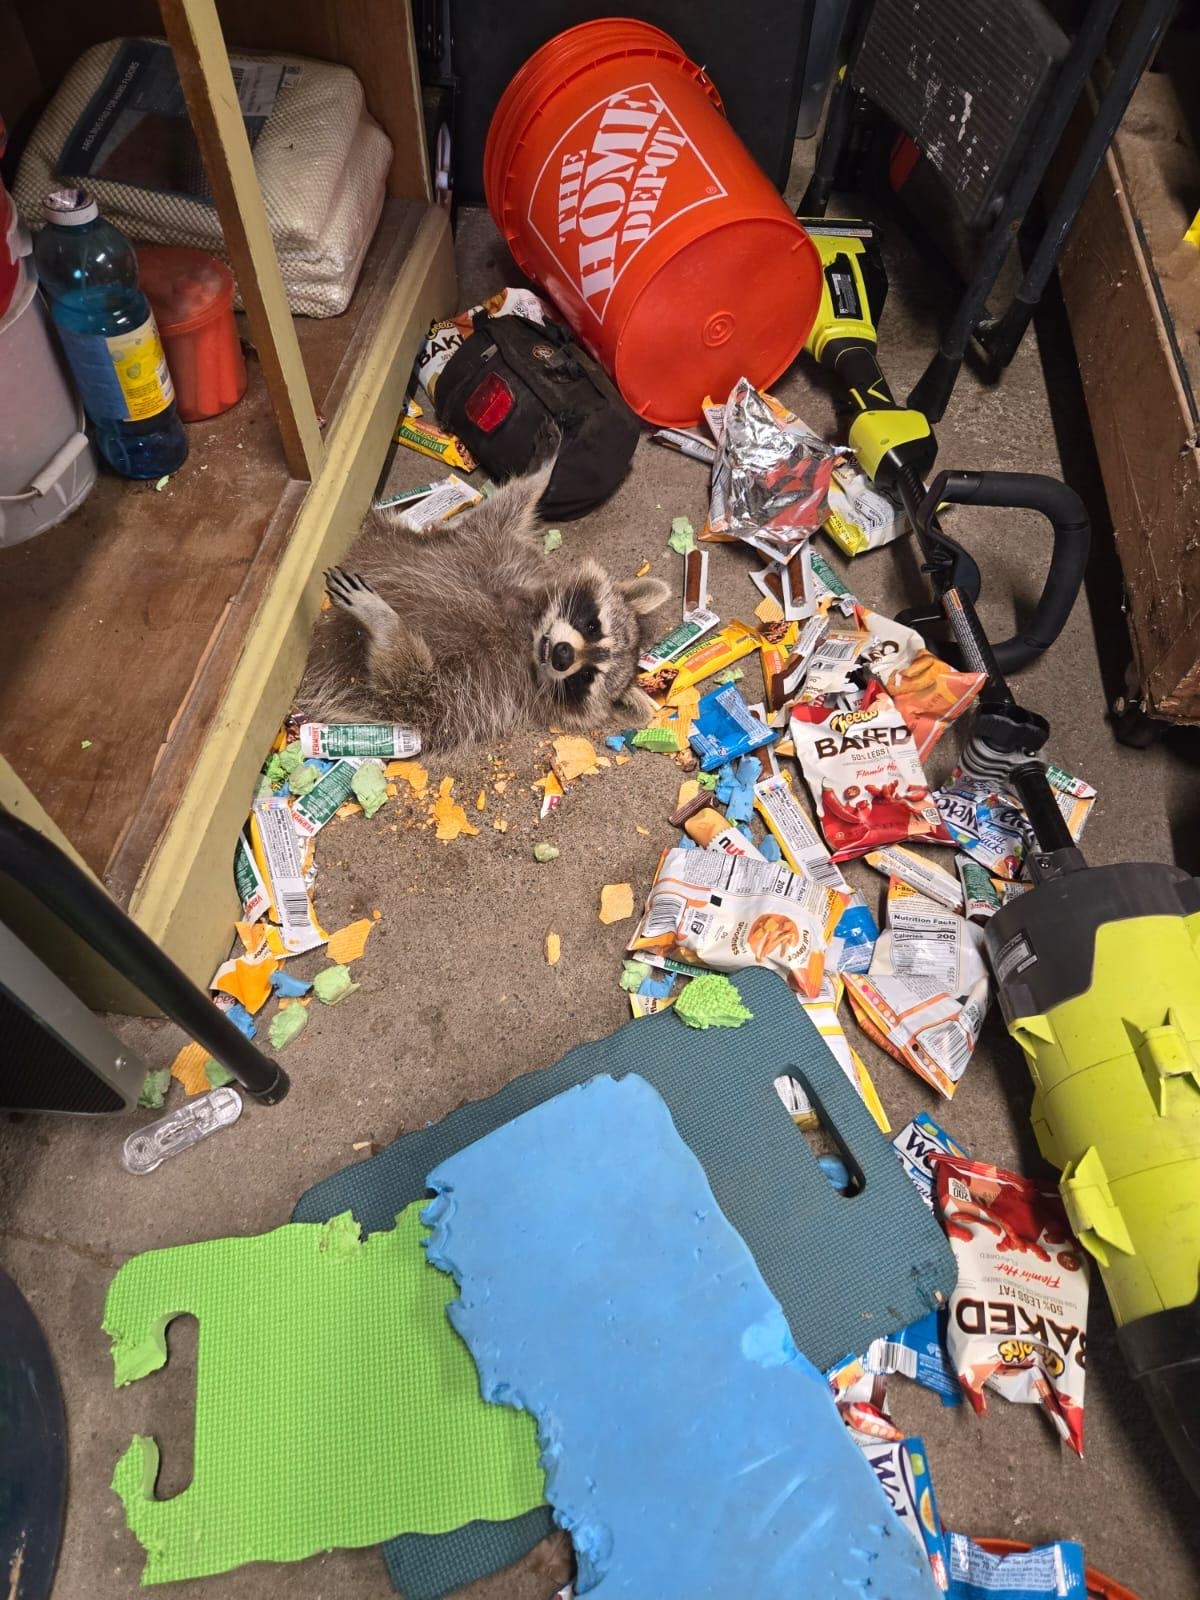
221,1001,257,1040
724,783,756,825
636,971,675,999
605,735,628,752
713,762,737,805
422,1075,940,1600
759,833,783,863
270,970,313,999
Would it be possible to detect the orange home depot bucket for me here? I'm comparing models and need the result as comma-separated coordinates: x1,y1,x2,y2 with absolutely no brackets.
485,19,821,426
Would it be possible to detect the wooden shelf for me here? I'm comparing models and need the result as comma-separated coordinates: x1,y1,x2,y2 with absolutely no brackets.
0,201,422,892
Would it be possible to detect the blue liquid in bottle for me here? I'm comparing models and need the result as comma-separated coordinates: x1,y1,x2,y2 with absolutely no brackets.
33,188,188,480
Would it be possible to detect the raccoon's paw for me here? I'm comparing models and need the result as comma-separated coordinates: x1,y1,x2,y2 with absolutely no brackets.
324,568,397,635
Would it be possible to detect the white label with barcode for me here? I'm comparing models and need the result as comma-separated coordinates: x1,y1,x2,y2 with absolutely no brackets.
642,891,687,940
252,798,320,953
754,776,849,893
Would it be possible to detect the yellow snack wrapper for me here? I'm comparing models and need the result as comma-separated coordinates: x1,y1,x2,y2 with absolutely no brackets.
637,620,759,701
775,990,889,1134
395,397,476,471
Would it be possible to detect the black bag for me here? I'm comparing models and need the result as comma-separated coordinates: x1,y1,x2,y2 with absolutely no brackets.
433,309,640,519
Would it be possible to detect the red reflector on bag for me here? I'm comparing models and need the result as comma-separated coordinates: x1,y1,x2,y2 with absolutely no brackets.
465,373,515,432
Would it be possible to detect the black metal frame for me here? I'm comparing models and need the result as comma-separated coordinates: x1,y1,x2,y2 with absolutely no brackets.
0,807,288,1105
800,0,1179,422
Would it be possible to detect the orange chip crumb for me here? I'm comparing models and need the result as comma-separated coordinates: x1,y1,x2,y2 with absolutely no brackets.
599,883,635,924
545,931,561,965
169,1041,211,1097
325,918,374,964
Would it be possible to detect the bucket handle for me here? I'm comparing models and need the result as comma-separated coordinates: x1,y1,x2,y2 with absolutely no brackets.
0,430,91,503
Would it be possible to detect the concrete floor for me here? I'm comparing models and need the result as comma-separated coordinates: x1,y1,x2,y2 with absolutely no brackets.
4,205,1200,1600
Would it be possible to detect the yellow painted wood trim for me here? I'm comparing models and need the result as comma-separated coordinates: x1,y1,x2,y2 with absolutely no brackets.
0,756,97,879
158,0,323,480
125,208,456,988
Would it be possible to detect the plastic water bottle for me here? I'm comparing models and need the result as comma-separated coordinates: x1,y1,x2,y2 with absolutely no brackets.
33,189,188,479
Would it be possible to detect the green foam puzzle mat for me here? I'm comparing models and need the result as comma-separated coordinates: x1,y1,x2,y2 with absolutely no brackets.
104,1207,544,1584
292,968,956,1598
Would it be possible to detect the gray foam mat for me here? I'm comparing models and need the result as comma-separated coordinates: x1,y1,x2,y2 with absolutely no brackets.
292,967,956,1598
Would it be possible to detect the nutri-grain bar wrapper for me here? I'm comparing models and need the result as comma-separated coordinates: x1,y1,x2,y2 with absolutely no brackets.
934,1155,1090,1456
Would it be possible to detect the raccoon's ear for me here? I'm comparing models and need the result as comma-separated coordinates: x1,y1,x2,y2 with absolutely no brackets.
617,576,671,616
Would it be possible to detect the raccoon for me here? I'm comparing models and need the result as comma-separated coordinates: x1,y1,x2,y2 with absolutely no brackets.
298,465,671,754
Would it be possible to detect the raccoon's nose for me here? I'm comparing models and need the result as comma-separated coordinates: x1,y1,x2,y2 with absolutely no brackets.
550,641,575,672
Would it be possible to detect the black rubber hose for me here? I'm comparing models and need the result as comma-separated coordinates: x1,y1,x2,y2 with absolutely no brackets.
0,807,288,1105
930,472,1091,674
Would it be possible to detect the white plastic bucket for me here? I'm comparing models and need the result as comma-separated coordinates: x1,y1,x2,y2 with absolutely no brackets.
0,262,97,547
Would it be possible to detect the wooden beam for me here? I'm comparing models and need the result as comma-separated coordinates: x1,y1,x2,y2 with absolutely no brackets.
126,207,455,991
157,0,324,480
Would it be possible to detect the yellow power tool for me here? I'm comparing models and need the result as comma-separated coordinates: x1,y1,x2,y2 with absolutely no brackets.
801,216,1200,1495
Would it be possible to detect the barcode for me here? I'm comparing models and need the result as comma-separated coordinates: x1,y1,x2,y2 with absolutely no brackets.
870,1338,919,1380
281,890,311,925
814,636,863,662
803,853,845,891
924,1019,972,1082
643,892,686,939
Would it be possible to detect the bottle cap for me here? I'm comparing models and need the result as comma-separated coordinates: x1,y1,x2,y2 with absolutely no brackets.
42,187,99,226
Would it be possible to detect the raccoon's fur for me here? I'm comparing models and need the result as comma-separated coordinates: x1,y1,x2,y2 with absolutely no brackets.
298,465,671,754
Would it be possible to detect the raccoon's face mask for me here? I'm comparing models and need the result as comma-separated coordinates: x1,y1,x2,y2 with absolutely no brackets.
533,564,670,722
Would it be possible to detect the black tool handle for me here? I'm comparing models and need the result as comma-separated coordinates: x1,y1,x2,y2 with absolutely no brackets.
925,471,1090,674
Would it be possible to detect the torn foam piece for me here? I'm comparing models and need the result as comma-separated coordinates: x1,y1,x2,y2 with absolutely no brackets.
292,970,955,1600
105,1207,544,1584
313,964,358,1005
351,759,389,819
269,1004,308,1049
421,1074,939,1599
673,973,752,1029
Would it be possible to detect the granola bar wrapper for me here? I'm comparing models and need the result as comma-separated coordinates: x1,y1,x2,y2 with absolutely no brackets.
934,1155,1090,1456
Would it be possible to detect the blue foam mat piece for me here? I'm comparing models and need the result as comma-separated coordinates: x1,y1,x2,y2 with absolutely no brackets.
292,968,955,1598
423,1073,939,1598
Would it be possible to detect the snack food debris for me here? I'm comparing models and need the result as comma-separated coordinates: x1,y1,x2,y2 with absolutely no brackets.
270,971,312,1000
545,931,562,966
325,918,375,965
599,883,635,924
386,759,428,794
533,843,560,863
313,964,359,1006
138,1069,171,1110
431,777,480,841
550,736,600,783
269,1004,309,1049
350,761,389,820
169,1042,212,1097
667,516,696,554
674,973,753,1029
620,958,652,993
544,528,562,553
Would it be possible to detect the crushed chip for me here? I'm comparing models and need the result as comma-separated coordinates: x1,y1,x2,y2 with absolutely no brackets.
635,825,650,836
545,931,562,965
635,559,651,577
755,594,785,625
551,735,600,783
599,883,635,924
476,790,487,811
431,776,480,841
325,918,375,964
169,1041,211,1097
386,759,428,793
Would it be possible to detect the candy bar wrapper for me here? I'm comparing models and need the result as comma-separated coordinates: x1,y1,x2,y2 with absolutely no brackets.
396,473,482,531
753,773,851,893
684,807,766,859
706,378,841,557
790,681,953,861
842,1417,949,1589
760,612,829,711
774,988,889,1133
936,764,1096,881
629,845,845,999
844,883,990,1098
934,1155,1089,1457
892,1111,970,1209
957,855,1003,921
234,830,269,925
249,798,328,955
823,464,906,557
394,397,477,472
687,685,776,771
945,1533,1087,1598
636,620,759,701
867,844,965,912
638,610,721,673
298,723,421,760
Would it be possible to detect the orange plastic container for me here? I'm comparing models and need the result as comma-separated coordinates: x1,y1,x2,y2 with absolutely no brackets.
485,19,821,426
136,247,246,422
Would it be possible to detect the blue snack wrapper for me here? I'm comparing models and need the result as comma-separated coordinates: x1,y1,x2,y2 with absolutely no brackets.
688,687,776,772
833,892,878,974
946,1534,1087,1598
